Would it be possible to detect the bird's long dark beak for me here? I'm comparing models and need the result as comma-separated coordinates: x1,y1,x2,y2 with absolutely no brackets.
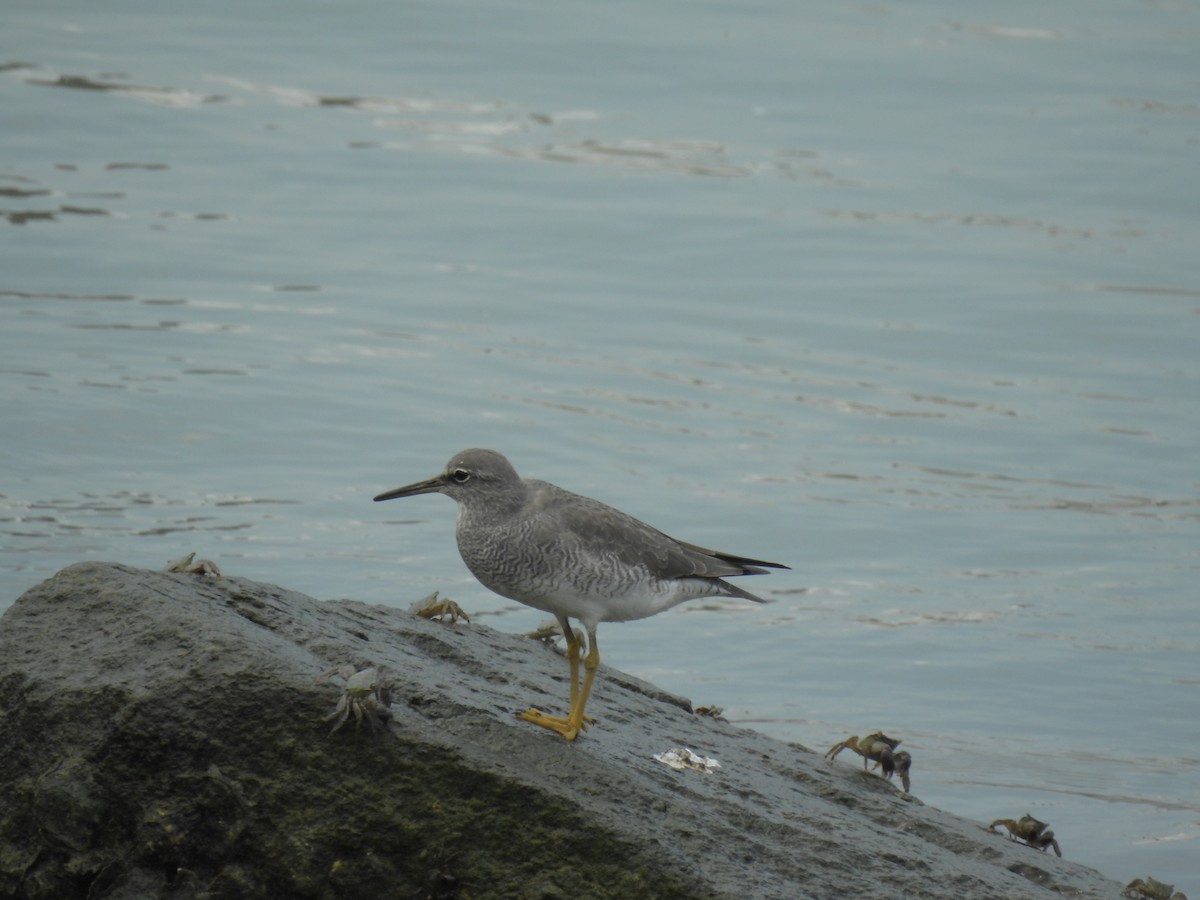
373,475,444,502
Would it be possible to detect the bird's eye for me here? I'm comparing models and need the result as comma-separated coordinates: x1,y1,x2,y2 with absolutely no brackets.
451,469,471,484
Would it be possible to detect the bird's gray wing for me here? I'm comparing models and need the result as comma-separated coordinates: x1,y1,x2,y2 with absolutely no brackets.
527,481,786,581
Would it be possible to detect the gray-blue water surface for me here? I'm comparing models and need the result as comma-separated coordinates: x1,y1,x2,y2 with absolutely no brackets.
3,0,1198,890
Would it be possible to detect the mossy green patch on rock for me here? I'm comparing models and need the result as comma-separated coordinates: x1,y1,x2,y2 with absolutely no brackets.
3,671,700,899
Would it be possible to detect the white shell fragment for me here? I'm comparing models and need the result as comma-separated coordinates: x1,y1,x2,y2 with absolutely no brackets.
654,748,721,773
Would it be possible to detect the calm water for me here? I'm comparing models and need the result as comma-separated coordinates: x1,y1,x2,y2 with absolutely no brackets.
3,0,1198,890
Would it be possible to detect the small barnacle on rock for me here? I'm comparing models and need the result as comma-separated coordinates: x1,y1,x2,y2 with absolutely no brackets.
653,748,721,774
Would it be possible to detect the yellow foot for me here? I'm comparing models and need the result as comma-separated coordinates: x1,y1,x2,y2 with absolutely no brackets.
517,707,594,740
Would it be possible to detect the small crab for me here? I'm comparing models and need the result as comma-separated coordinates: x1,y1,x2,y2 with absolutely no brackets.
164,552,221,578
693,706,726,720
319,664,392,733
989,814,1062,857
825,732,913,793
410,591,470,625
525,619,586,651
1123,876,1188,900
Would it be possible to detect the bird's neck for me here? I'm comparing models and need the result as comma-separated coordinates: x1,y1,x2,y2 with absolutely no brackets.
457,489,526,527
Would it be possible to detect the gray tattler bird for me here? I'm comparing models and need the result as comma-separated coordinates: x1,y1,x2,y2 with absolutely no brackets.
374,448,788,741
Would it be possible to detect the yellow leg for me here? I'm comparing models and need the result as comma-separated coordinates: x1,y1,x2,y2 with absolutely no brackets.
564,618,581,710
518,623,598,741
566,631,600,736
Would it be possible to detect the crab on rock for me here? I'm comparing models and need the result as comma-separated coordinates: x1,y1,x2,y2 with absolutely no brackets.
410,591,470,625
320,665,393,733
989,814,1062,857
164,552,221,578
824,732,913,793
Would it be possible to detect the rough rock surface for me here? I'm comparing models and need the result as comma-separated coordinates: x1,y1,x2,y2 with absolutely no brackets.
0,562,1124,899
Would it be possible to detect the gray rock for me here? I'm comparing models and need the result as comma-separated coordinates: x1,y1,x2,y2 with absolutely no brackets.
0,562,1122,899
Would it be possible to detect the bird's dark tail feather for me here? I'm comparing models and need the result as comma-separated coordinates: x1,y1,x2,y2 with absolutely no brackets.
681,541,790,576
718,579,773,604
